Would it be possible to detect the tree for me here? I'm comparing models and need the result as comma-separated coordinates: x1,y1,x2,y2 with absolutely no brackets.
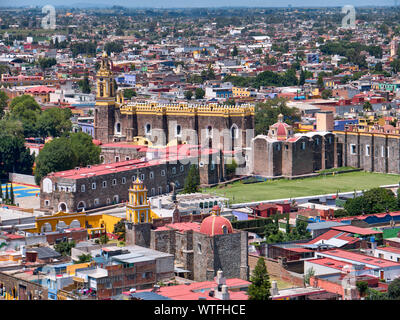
232,45,238,57
356,281,369,298
100,233,109,244
34,137,76,185
113,220,126,241
78,76,91,94
184,90,193,100
34,132,101,185
285,215,290,234
0,134,34,180
69,132,102,167
248,257,271,300
363,101,373,112
388,277,400,300
37,107,72,138
194,88,205,99
0,91,9,118
9,183,14,205
54,240,75,256
4,184,8,202
321,89,332,99
344,188,399,216
104,41,123,55
37,57,57,70
254,98,300,135
123,88,136,100
75,253,92,264
183,164,200,193
391,59,400,74
9,95,42,137
317,74,324,88
225,159,238,178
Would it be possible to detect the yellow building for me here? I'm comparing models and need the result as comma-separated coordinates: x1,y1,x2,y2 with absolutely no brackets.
25,211,121,238
232,87,251,98
126,178,152,224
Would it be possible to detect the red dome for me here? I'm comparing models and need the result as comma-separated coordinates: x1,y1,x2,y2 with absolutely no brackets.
200,215,233,236
92,139,102,146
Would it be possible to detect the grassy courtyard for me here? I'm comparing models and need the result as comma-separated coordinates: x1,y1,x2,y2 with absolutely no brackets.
204,171,400,204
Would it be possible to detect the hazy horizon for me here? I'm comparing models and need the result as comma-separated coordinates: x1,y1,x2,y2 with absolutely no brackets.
0,0,399,9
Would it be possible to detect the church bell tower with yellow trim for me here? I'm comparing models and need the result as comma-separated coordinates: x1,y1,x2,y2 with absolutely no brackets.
94,51,116,143
126,178,152,224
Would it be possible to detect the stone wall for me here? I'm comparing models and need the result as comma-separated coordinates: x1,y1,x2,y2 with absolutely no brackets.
0,271,48,300
248,254,304,287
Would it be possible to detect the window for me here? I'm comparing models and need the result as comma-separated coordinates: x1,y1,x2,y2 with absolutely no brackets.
94,198,99,206
161,170,166,176
122,177,126,184
125,157,130,161
145,123,151,135
388,146,390,158
45,200,50,206
81,185,85,192
172,167,176,174
207,126,212,137
92,182,96,190
102,181,107,188
301,141,306,150
231,124,238,139
113,195,119,204
197,243,202,254
132,175,136,182
381,146,385,158
115,156,120,162
115,122,121,134
106,198,111,205
141,173,145,180
285,144,288,150
365,145,370,157
151,188,155,196
275,144,281,151
112,179,117,186
149,171,154,179
350,144,357,155
158,186,162,194
176,124,182,137
180,165,184,172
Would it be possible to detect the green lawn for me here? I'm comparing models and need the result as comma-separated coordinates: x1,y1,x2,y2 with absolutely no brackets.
204,171,400,204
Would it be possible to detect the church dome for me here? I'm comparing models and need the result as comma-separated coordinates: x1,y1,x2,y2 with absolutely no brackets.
268,113,293,141
200,215,233,236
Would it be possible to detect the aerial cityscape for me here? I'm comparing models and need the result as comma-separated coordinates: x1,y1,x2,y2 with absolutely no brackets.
3,2,400,304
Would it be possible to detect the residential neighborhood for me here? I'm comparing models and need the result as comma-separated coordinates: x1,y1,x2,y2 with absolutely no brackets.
2,3,400,304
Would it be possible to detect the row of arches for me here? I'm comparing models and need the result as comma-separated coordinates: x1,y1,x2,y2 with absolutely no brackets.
113,122,240,140
40,219,81,232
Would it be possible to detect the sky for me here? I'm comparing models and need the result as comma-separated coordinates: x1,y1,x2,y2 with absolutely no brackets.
0,0,399,8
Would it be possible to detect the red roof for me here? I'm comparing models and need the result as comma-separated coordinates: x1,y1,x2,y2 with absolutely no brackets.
308,257,371,271
331,225,382,236
25,86,55,94
200,215,233,236
123,278,250,300
320,249,400,268
306,229,359,245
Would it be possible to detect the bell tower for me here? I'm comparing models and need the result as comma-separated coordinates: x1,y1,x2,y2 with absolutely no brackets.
94,51,116,143
126,178,152,224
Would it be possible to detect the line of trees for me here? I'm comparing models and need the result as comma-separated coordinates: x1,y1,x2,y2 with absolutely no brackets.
334,188,400,218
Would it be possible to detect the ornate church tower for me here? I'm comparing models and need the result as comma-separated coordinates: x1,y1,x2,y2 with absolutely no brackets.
94,51,116,143
126,178,152,224
125,178,152,248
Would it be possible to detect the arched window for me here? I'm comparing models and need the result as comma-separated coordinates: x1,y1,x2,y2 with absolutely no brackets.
176,124,182,137
145,123,152,135
231,124,239,139
115,122,121,135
